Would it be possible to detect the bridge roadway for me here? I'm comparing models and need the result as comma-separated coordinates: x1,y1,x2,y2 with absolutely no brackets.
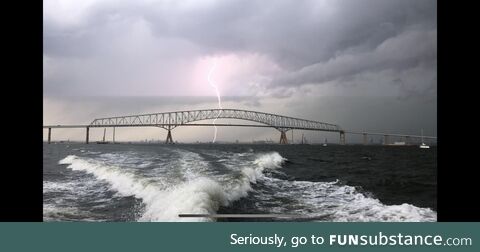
43,108,437,144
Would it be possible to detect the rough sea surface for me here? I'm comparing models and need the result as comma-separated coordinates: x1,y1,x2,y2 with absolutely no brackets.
43,143,437,222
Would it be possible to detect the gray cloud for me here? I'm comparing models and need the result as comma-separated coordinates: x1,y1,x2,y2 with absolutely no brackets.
271,29,436,94
44,0,436,98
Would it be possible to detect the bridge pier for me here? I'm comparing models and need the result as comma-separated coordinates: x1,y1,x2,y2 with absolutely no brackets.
113,127,115,144
405,136,410,145
279,131,288,144
165,129,174,144
384,135,389,145
339,131,346,145
86,127,90,144
363,133,367,145
48,127,51,144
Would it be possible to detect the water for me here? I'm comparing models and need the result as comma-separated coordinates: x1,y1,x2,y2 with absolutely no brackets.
43,143,437,222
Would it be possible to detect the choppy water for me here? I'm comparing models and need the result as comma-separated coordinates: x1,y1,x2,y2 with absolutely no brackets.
43,143,437,222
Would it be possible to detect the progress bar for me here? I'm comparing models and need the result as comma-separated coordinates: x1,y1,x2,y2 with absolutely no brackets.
178,214,303,218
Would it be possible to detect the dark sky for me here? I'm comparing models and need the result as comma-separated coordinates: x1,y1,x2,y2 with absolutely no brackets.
43,0,436,142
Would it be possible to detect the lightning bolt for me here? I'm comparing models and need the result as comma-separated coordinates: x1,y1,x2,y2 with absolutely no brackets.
207,59,222,143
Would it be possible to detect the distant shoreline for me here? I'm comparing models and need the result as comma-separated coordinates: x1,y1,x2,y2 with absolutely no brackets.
42,141,437,146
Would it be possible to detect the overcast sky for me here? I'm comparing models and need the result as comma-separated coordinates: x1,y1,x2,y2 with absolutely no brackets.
43,0,437,143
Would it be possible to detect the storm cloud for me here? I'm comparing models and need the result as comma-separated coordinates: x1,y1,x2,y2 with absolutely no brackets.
43,0,437,142
44,0,436,98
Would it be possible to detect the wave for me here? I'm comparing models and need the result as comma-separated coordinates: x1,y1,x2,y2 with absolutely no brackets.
58,151,285,221
58,151,435,222
43,204,103,222
254,178,437,222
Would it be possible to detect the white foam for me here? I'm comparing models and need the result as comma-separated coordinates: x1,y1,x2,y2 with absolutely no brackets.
57,151,435,222
257,178,437,222
60,155,166,199
253,152,286,169
43,180,72,192
140,177,228,221
238,152,286,183
43,176,108,198
212,152,287,204
57,152,287,222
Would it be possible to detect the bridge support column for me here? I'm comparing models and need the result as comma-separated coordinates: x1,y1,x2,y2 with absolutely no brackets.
165,129,174,144
339,131,346,145
86,127,90,144
113,127,115,144
363,133,367,145
384,135,389,145
279,131,288,144
405,136,410,145
48,127,51,144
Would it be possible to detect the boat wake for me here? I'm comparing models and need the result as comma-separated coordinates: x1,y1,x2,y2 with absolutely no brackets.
55,150,436,222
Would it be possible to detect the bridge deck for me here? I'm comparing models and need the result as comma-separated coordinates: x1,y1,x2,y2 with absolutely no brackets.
43,124,437,139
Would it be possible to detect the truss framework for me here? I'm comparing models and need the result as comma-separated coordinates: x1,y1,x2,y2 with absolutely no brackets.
89,108,342,133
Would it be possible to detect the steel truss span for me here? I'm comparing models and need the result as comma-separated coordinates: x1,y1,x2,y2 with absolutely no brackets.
90,109,342,133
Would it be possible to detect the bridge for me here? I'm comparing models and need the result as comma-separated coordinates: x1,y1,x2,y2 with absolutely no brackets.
43,108,437,145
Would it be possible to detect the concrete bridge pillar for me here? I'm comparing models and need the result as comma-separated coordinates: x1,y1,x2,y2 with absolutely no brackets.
384,135,389,145
279,131,288,144
86,127,90,144
363,133,367,145
48,127,51,144
405,136,410,145
113,127,115,144
340,131,346,145
165,129,174,144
